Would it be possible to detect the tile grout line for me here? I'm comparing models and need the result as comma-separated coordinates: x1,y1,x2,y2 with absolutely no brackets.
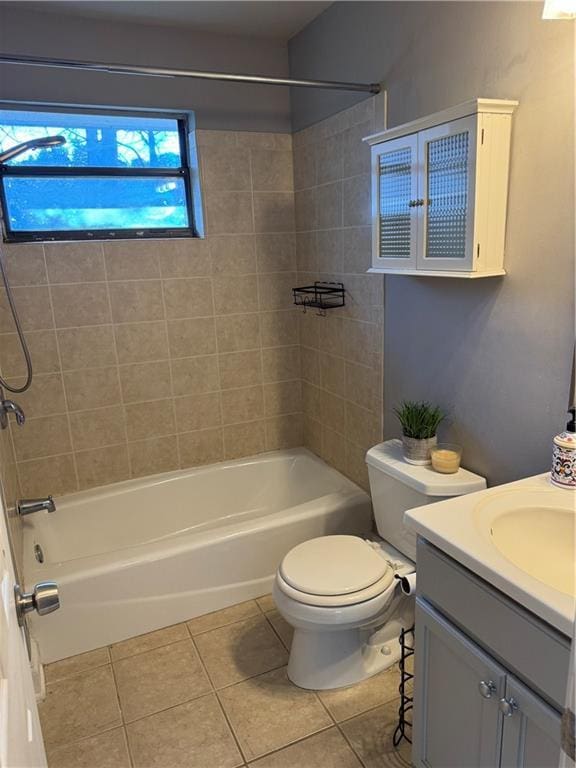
157,246,181,471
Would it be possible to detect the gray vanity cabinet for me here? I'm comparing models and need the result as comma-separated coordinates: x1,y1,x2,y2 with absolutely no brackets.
412,541,564,768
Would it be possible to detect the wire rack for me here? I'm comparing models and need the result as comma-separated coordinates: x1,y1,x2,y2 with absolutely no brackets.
292,281,345,314
393,625,415,747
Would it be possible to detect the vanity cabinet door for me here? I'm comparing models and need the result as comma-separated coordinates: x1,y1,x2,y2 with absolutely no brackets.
500,676,562,768
413,598,506,768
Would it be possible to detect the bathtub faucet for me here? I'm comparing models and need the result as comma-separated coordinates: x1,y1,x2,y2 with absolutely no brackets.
17,495,56,516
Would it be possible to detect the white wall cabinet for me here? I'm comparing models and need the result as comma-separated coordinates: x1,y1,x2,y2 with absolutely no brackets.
365,99,518,278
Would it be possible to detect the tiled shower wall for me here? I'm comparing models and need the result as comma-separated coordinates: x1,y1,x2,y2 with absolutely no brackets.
294,98,385,491
0,130,301,509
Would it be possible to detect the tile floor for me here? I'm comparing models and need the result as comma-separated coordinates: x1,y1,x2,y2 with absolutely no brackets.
40,595,412,768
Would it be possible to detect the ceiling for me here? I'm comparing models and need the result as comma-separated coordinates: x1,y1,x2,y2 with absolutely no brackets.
2,1,333,40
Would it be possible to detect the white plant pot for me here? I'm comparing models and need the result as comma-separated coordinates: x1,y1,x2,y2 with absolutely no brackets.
402,435,437,465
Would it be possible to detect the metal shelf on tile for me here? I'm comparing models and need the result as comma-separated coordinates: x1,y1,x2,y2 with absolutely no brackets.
292,281,345,316
393,625,415,747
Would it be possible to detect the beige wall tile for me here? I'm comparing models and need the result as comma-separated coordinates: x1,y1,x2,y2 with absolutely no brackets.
262,346,300,383
15,373,66,418
0,286,54,332
45,243,105,283
260,310,298,347
114,321,168,364
205,191,253,235
295,232,317,273
51,283,110,328
302,382,322,418
196,129,237,148
215,314,260,353
109,281,164,324
70,406,126,451
254,193,295,233
221,386,264,425
174,392,222,432
316,229,343,273
129,435,179,478
2,244,47,286
341,319,376,364
316,133,344,185
167,317,217,358
179,428,223,467
158,239,211,278
236,132,291,150
209,235,256,275
295,188,317,232
223,420,266,459
12,414,72,461
0,330,60,377
342,174,371,227
212,274,257,315
345,442,370,492
265,414,303,450
317,315,344,358
345,361,378,410
58,326,116,371
218,350,262,390
342,121,373,179
320,391,346,435
124,399,175,442
119,362,171,404
64,367,121,411
320,353,346,398
256,234,296,274
298,313,320,350
263,380,301,416
301,347,321,386
171,355,219,396
321,425,347,474
75,444,130,490
200,144,251,191
163,278,213,319
103,241,160,281
251,150,294,192
257,273,296,311
293,143,316,191
303,417,323,456
17,453,77,497
316,182,343,229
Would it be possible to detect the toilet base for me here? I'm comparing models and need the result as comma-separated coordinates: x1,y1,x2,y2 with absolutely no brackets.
287,616,409,690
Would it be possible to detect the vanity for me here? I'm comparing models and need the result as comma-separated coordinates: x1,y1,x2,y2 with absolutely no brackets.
405,474,574,767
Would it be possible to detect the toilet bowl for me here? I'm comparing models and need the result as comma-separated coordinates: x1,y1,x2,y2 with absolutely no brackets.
274,439,486,690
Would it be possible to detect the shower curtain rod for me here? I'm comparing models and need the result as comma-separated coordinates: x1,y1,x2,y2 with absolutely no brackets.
0,54,381,94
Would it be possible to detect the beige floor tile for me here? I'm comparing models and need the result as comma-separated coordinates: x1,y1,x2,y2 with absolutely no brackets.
318,667,401,723
46,727,130,768
110,623,189,661
249,727,362,767
113,639,211,722
39,666,121,747
45,647,110,683
256,594,275,612
195,615,289,688
339,699,412,768
265,610,294,650
127,693,243,768
187,599,261,635
218,666,332,761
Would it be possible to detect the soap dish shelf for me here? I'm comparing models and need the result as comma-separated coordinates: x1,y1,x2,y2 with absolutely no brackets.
292,282,345,315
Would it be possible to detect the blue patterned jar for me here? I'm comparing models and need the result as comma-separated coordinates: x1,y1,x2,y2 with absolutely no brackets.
551,429,576,489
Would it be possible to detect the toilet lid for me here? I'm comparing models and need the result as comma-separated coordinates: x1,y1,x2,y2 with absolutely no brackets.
279,536,392,597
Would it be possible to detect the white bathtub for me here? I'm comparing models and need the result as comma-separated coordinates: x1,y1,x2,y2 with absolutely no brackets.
23,449,372,663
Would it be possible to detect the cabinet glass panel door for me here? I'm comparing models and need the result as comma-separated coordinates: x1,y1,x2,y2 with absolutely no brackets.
418,116,476,271
372,133,418,270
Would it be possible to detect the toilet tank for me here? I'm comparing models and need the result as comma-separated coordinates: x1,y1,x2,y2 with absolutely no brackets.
365,440,486,561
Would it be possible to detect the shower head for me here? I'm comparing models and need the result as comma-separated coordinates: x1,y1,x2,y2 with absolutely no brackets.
0,135,66,163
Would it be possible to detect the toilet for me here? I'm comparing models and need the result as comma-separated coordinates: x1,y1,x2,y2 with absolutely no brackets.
273,439,486,690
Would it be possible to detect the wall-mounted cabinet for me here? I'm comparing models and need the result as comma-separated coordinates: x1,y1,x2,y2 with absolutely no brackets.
364,99,518,278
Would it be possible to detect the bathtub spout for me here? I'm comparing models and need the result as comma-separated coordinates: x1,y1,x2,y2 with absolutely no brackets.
18,495,56,516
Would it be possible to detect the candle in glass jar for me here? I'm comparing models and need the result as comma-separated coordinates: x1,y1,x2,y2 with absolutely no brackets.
431,444,462,474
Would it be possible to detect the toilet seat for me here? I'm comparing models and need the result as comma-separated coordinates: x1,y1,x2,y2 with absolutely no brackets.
277,535,395,607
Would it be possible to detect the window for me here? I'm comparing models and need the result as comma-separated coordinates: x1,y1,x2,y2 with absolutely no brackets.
0,107,200,242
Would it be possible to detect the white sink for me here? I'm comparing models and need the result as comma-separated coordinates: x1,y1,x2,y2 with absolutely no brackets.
404,473,576,635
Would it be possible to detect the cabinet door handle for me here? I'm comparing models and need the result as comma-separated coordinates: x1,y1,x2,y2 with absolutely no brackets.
408,200,418,207
498,697,518,717
478,680,496,699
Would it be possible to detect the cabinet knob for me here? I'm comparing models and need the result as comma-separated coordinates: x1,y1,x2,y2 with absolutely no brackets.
408,200,418,207
478,680,496,699
498,697,518,717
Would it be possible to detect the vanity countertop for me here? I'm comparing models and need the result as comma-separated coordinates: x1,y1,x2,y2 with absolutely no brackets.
404,472,575,636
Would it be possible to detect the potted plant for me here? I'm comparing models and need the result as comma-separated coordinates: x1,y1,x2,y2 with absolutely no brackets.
394,400,445,465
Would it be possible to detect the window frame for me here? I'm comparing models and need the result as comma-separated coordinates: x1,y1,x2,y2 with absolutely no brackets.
0,105,199,243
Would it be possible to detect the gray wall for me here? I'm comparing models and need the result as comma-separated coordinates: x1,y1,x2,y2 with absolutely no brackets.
0,6,291,131
289,1,575,485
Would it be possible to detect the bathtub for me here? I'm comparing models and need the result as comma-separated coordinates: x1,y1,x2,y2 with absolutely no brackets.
23,448,372,663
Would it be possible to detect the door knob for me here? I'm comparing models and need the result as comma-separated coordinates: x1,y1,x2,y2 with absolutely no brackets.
478,680,496,699
498,697,518,717
14,582,60,626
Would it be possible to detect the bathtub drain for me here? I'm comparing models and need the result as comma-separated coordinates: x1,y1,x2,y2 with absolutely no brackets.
34,544,44,564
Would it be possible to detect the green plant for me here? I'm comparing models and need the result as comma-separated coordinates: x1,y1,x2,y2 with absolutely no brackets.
394,400,445,439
